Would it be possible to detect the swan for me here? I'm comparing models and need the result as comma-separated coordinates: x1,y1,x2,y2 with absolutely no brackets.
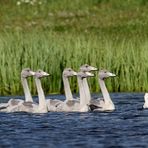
63,68,77,101
0,68,35,112
143,93,148,108
46,68,77,111
78,71,94,112
89,69,116,111
1,70,49,113
56,71,94,112
80,64,98,104
16,69,49,113
53,68,78,112
21,68,35,102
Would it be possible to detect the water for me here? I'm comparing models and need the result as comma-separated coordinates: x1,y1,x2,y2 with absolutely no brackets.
0,93,148,148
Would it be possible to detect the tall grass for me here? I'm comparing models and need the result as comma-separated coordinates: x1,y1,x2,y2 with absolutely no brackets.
0,0,148,95
0,30,148,95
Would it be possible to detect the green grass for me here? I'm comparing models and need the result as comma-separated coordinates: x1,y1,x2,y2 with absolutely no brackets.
0,0,148,95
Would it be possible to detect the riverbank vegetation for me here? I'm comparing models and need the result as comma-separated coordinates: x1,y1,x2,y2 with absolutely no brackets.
0,0,148,95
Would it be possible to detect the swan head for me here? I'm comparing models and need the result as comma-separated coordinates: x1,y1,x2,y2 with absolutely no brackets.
99,69,116,80
63,68,77,77
21,68,35,78
80,64,98,72
35,70,50,78
77,71,94,79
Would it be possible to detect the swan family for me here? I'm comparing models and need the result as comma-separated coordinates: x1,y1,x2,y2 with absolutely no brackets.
0,64,147,113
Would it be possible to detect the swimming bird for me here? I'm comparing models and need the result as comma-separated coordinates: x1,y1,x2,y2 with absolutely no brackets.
16,69,49,113
78,71,94,112
89,69,116,111
80,64,98,104
56,71,94,112
143,93,148,108
0,68,35,112
32,70,49,113
46,68,77,111
1,70,49,113
53,68,78,111
63,68,77,101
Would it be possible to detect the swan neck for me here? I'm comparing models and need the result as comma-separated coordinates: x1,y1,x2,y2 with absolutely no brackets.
35,78,47,111
21,77,33,102
99,78,112,104
77,77,87,107
83,78,91,104
63,75,73,101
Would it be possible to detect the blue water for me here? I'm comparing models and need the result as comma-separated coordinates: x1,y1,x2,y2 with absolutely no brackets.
0,93,148,148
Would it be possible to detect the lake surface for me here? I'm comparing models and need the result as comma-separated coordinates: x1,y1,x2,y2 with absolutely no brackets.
0,93,148,148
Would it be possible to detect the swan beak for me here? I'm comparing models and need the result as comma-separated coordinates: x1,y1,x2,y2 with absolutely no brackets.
42,72,50,76
73,72,77,76
91,66,98,71
30,71,35,76
108,72,116,77
85,72,94,77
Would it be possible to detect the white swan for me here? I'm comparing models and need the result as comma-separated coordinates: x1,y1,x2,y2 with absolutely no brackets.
0,68,35,112
54,68,78,112
78,71,94,112
56,71,94,112
6,70,49,113
89,69,116,111
143,93,148,108
21,68,35,102
63,68,77,101
80,64,98,104
46,68,77,111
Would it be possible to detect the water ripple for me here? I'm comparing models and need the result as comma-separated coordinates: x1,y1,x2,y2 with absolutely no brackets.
0,93,148,148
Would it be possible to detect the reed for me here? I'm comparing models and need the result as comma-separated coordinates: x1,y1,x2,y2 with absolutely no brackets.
0,30,148,95
0,0,148,95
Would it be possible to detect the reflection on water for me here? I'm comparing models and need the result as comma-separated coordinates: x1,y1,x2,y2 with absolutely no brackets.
0,93,148,148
